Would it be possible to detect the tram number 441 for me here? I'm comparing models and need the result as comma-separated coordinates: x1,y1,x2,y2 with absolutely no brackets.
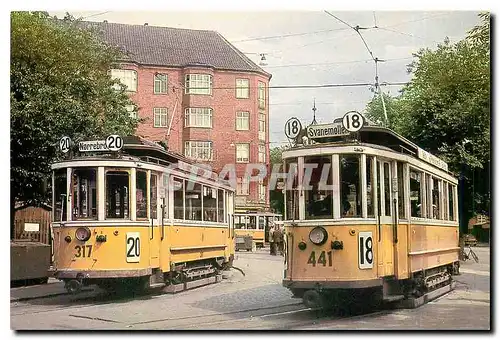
307,251,333,267
126,232,141,263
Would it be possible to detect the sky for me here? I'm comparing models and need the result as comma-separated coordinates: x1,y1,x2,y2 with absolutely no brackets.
48,9,481,147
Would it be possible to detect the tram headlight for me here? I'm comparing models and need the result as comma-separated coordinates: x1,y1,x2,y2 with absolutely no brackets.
75,227,91,242
309,227,328,245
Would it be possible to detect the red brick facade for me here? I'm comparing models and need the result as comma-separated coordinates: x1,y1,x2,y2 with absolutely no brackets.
122,63,271,212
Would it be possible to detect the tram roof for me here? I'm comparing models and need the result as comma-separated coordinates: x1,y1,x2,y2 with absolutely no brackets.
53,135,225,182
288,122,449,173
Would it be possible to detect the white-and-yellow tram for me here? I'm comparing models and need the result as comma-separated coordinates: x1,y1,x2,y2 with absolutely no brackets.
51,135,235,294
282,114,460,309
234,212,282,249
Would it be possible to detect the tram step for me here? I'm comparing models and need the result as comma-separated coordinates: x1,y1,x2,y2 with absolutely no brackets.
149,283,166,289
383,294,405,302
394,282,455,309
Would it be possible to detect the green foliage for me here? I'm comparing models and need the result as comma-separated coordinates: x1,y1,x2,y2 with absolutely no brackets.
363,13,490,226
269,146,288,214
11,11,138,208
364,92,407,132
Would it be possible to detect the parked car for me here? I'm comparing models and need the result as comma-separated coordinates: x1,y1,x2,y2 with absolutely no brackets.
463,234,478,247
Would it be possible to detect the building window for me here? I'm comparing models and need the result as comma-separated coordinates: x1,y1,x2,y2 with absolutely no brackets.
154,73,168,94
109,69,137,92
236,79,249,99
185,107,213,128
185,141,213,161
236,177,249,196
258,82,265,109
258,181,266,202
236,143,250,163
153,108,168,127
258,144,266,163
259,113,266,141
126,105,137,119
185,74,212,95
236,111,250,131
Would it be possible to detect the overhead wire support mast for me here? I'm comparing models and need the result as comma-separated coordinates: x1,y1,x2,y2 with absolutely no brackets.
324,10,389,125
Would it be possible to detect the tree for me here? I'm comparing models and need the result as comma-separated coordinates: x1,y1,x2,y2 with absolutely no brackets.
11,12,138,237
364,13,490,231
269,146,288,215
363,92,408,132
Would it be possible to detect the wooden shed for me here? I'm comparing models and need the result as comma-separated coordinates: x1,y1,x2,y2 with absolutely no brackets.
13,202,52,245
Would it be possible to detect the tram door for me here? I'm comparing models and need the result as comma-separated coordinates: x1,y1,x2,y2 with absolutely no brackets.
376,160,395,277
149,172,160,268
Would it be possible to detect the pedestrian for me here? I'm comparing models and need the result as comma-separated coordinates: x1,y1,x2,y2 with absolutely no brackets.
278,226,285,256
269,224,275,255
272,225,282,256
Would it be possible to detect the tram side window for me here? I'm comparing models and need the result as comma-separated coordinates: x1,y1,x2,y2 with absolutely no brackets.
397,163,406,219
150,173,158,218
426,174,432,218
186,181,202,221
136,170,147,219
340,155,361,218
72,168,97,220
173,178,184,219
259,216,265,230
285,158,299,220
305,156,333,219
203,186,217,222
366,156,375,218
54,169,67,221
106,170,130,219
432,177,441,219
217,189,225,223
410,169,422,218
448,183,455,221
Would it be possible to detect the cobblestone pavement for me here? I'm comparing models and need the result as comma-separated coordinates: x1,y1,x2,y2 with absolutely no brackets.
10,247,490,330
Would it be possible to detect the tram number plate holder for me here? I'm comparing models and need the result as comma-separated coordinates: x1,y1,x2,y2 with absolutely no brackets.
358,231,374,269
126,232,141,263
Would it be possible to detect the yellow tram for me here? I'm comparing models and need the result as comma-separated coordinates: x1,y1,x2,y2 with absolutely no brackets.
234,212,282,249
282,113,460,309
51,135,235,294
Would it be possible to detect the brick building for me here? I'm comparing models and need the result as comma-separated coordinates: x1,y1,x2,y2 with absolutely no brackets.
90,21,272,212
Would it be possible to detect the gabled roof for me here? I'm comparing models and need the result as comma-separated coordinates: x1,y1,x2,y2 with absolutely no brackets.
83,21,271,78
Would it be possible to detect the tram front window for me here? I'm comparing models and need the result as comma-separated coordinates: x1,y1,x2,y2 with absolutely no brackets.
339,155,361,218
72,168,97,220
285,158,298,220
106,170,130,219
248,216,257,229
54,169,67,221
305,156,333,220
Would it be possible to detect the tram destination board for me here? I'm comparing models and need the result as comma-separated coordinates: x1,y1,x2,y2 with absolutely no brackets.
307,122,349,139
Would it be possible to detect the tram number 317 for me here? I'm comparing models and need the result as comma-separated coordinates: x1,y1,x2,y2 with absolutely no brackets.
126,232,141,263
358,231,373,269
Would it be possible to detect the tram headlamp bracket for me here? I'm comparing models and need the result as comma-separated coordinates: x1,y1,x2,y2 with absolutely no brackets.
331,240,343,250
309,227,328,246
64,235,72,243
96,235,107,242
